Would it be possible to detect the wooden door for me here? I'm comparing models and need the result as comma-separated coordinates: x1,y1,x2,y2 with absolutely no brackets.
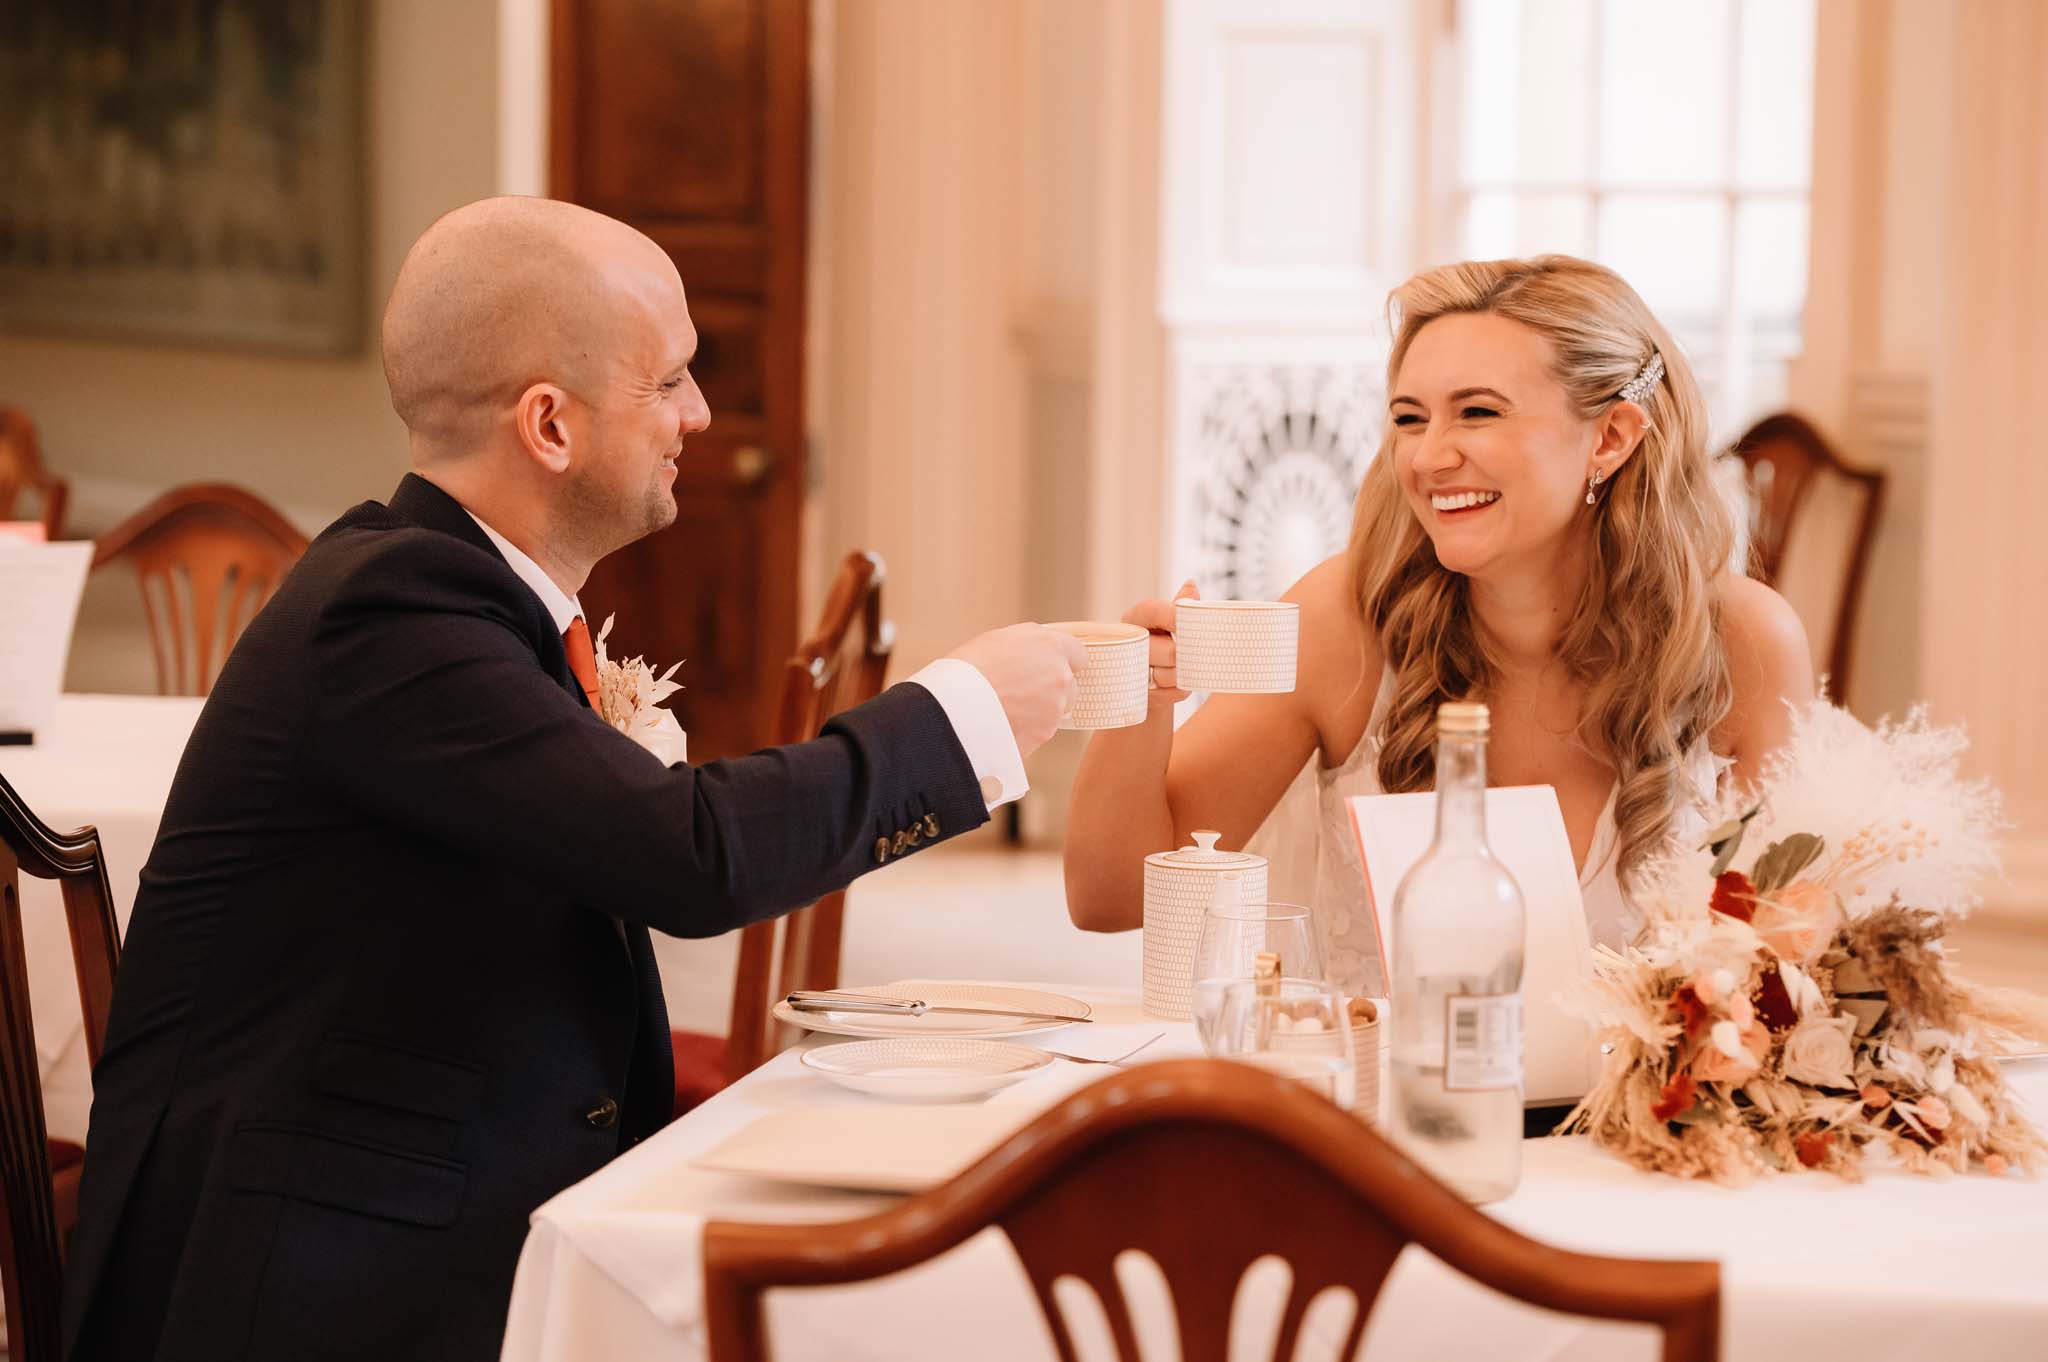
551,0,807,759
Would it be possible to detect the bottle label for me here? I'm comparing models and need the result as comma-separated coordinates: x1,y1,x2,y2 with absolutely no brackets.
1442,993,1522,1091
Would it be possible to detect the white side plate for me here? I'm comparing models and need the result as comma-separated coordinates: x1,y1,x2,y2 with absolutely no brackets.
800,1038,1053,1101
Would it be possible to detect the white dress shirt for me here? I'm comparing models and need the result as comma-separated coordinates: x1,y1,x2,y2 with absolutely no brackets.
463,510,1027,808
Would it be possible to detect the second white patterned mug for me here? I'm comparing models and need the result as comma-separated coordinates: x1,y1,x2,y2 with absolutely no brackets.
1173,599,1299,693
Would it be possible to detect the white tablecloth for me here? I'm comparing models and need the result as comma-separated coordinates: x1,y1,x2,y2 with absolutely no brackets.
502,991,2048,1362
0,693,204,1143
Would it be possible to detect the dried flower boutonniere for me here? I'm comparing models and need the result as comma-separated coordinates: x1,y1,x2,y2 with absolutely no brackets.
592,614,687,765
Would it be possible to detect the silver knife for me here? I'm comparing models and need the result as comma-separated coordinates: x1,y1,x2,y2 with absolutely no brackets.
785,990,1092,1024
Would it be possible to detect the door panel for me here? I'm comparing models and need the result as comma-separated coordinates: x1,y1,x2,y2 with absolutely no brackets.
552,0,806,760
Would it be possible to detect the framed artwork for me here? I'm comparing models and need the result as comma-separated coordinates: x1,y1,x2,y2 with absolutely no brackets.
0,0,363,355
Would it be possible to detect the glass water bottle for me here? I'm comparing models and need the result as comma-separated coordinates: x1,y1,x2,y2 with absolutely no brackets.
1388,701,1526,1203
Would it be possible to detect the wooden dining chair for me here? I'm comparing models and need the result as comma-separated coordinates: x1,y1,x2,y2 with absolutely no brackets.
1731,413,1886,697
704,1060,1721,1362
0,774,124,1362
90,482,310,697
670,550,895,1115
0,407,69,540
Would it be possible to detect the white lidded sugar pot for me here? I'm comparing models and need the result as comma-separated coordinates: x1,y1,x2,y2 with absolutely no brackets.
1140,830,1268,1020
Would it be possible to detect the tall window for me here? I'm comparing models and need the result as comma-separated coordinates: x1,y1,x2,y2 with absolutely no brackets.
1450,0,1817,438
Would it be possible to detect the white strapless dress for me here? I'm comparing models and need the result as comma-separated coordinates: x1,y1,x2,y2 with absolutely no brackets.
1244,668,1729,998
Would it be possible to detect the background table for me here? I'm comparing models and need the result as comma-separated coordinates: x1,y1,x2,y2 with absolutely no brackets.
1,694,204,1142
501,991,2048,1362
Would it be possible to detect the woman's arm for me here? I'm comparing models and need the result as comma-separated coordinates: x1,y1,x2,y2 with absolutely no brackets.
1063,557,1376,930
1713,574,1817,788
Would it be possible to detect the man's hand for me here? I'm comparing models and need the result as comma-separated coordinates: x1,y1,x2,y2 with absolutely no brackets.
947,624,1088,756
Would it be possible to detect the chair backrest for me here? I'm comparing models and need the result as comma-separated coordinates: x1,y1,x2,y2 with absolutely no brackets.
90,483,310,697
1731,413,1886,696
721,551,893,1081
0,774,122,1362
0,408,69,540
704,1060,1720,1362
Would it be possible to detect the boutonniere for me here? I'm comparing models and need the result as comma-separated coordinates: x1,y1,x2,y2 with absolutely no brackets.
592,614,688,765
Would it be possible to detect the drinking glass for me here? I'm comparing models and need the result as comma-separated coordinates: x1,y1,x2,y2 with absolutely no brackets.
1204,975,1357,1107
1191,902,1326,1053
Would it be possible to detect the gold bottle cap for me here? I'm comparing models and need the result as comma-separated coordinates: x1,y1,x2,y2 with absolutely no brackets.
1436,701,1489,735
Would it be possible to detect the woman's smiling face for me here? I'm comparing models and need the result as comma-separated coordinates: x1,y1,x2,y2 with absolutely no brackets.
1387,311,1605,580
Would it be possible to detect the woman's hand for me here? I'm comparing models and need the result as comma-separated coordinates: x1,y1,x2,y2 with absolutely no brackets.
1126,579,1199,708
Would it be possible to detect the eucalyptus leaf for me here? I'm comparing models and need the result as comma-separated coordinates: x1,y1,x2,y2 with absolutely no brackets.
1702,805,1761,878
1751,833,1825,894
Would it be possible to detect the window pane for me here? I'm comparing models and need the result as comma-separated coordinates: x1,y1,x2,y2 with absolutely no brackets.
1460,0,1524,184
1599,0,1731,187
1734,197,1808,325
1516,0,1595,183
1596,193,1728,319
1737,0,1817,189
1463,192,1593,259
1461,0,1594,186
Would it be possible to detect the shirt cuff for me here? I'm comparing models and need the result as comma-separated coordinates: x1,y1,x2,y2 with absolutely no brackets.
906,657,1029,810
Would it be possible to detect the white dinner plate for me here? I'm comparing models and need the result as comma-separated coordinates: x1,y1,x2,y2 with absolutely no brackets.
800,1038,1053,1101
772,980,1092,1039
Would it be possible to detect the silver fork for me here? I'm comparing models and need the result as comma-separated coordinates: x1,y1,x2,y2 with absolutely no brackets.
1039,1033,1165,1067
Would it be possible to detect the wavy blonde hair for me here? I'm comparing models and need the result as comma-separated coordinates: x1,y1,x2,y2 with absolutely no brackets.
1347,255,1735,890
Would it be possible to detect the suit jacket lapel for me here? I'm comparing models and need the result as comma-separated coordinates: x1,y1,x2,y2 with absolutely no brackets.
385,474,588,704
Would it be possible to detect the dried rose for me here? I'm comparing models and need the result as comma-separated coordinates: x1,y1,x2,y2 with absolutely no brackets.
1794,1130,1835,1168
1860,1084,1892,1109
1652,1072,1698,1122
1752,880,1843,965
1711,870,1756,922
1781,1015,1858,1088
1693,1020,1769,1082
1751,968,1799,1032
1669,984,1711,1038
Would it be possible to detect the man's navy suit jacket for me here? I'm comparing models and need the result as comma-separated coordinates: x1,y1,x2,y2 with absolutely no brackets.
62,474,986,1360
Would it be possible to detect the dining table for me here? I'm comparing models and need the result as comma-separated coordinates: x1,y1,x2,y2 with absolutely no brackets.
499,984,2048,1362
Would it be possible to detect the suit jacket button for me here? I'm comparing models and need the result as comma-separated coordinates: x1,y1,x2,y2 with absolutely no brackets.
584,1096,620,1129
924,813,941,839
874,836,891,864
892,830,909,854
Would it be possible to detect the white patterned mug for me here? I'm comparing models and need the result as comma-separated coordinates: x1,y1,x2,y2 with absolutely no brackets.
1173,599,1299,693
1048,621,1149,730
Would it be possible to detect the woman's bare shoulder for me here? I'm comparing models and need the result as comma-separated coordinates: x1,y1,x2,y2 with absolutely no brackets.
1282,554,1382,754
1715,575,1812,684
1712,574,1816,758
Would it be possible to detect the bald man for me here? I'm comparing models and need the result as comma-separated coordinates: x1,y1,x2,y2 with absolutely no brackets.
62,198,1086,1362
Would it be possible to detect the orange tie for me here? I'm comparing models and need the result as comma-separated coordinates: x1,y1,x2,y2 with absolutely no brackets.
562,616,602,710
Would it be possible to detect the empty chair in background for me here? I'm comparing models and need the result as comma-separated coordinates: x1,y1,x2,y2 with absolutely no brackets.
1732,413,1886,701
89,483,309,697
0,408,68,540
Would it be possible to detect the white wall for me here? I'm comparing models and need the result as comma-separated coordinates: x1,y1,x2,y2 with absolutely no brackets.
1795,0,2048,919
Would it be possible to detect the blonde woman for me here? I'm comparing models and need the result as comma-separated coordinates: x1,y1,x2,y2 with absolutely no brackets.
1064,255,1814,996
